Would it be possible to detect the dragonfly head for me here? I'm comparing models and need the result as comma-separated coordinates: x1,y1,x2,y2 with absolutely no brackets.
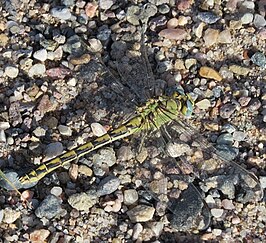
166,84,194,117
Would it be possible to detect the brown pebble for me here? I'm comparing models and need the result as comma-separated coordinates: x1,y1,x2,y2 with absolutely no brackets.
199,66,222,81
159,28,187,40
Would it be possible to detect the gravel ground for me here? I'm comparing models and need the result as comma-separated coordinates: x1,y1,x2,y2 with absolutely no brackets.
0,0,266,242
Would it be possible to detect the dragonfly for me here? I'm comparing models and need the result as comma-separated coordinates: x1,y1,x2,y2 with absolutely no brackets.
1,3,264,233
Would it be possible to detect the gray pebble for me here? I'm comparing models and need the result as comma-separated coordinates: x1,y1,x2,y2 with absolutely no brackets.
211,208,224,218
45,142,64,159
158,4,170,14
259,176,266,189
251,52,266,68
219,103,236,119
97,175,120,196
254,14,266,28
197,12,220,24
124,189,138,205
33,126,46,137
221,124,236,134
51,7,72,20
127,205,155,223
93,148,116,167
62,0,75,6
99,0,115,10
35,195,62,219
248,98,261,111
58,125,72,136
232,131,246,141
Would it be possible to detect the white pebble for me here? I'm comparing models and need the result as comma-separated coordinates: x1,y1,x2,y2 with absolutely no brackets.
58,125,72,136
33,49,48,62
4,66,19,78
28,64,46,77
211,208,224,218
50,186,63,196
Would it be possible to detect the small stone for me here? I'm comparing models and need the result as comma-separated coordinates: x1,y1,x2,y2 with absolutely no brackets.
3,208,21,223
159,28,187,40
28,63,46,77
241,13,254,24
210,208,224,218
33,127,46,137
254,14,266,28
46,67,71,79
124,189,138,205
221,199,235,210
177,0,193,11
232,216,241,224
93,147,116,168
91,122,107,137
213,228,222,236
132,223,143,240
0,210,3,223
99,0,114,10
229,65,250,76
259,176,266,188
203,28,219,47
117,146,134,161
251,52,266,68
35,195,62,219
44,142,64,160
196,99,211,110
197,12,220,24
78,165,93,177
127,205,155,222
97,175,120,196
30,229,50,243
167,18,178,28
58,125,72,136
70,53,91,65
248,98,261,111
68,191,98,212
85,2,98,18
0,130,6,143
0,33,9,46
232,131,246,141
4,66,19,78
50,186,63,197
166,142,191,157
199,66,222,81
0,122,10,130
33,49,48,62
218,30,232,44
238,96,251,106
51,7,72,20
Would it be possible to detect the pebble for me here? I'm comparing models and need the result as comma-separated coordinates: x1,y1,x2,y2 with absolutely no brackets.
33,49,48,62
166,142,191,157
50,186,63,197
199,66,222,81
58,125,72,136
232,131,246,141
93,148,116,167
219,103,236,118
0,210,3,223
213,228,222,236
33,126,46,137
241,13,253,24
3,208,21,224
91,122,107,137
158,28,187,40
99,0,114,10
197,12,220,24
44,142,64,160
85,2,98,18
232,216,241,224
78,165,93,177
51,7,72,20
221,124,236,134
35,195,62,219
251,52,266,68
218,29,232,44
196,99,211,110
259,176,266,188
28,63,46,77
124,189,138,205
4,66,19,78
210,208,224,218
248,98,261,111
238,96,251,106
0,122,10,130
132,223,143,240
229,65,250,76
68,191,98,212
97,175,120,196
29,229,50,243
254,14,266,28
117,146,134,161
0,33,9,46
221,199,235,210
46,67,71,79
203,28,219,47
127,205,155,223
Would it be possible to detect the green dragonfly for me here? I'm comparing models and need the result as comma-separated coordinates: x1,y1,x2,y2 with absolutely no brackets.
1,3,263,232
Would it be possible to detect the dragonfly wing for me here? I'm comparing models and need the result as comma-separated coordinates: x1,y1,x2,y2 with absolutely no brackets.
167,118,263,202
